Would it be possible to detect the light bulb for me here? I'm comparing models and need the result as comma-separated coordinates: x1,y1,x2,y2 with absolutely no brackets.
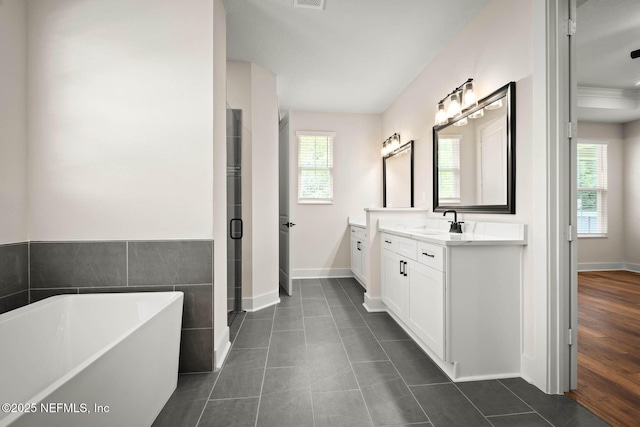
435,102,447,125
448,92,461,118
463,82,476,108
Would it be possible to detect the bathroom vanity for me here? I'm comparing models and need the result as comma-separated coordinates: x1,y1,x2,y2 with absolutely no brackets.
379,219,526,382
349,220,367,288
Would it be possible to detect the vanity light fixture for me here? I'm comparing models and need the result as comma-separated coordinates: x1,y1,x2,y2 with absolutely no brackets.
381,133,401,157
453,117,468,127
485,98,503,110
434,78,475,126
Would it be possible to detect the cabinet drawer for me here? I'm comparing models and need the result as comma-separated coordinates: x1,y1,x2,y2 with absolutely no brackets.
381,233,417,260
351,226,366,239
417,241,445,271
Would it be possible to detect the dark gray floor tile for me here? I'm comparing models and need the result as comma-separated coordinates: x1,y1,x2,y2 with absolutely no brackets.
0,290,28,314
233,318,272,349
199,398,259,427
300,284,325,299
331,309,368,329
176,284,212,328
307,343,359,392
210,348,267,399
319,278,343,290
487,413,552,427
152,398,207,427
267,330,307,367
275,306,303,318
170,372,219,403
312,390,373,427
299,278,320,286
324,288,356,306
457,380,532,416
304,316,341,344
278,294,302,308
258,367,314,427
273,315,303,331
352,361,428,426
229,312,246,344
179,329,213,373
128,240,212,286
262,367,310,395
339,327,389,362
245,305,275,319
257,389,314,427
302,298,331,317
363,313,410,341
380,340,449,385
411,383,491,427
500,378,609,427
0,243,28,297
30,241,127,288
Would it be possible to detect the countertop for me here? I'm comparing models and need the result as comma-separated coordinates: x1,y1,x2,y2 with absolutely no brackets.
379,223,527,246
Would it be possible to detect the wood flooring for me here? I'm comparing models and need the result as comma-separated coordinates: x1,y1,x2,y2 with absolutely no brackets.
567,270,640,427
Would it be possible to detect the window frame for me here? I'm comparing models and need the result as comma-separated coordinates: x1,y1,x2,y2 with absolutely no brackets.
437,134,462,204
576,140,608,238
296,131,335,205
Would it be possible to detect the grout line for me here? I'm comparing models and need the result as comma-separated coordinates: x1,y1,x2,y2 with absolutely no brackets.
495,379,555,426
0,289,29,300
252,309,274,427
300,289,317,427
485,411,538,418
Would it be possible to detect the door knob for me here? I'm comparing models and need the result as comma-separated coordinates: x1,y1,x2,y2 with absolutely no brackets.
281,222,296,228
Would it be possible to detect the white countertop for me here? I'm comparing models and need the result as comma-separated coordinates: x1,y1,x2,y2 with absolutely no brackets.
379,221,527,246
348,217,366,227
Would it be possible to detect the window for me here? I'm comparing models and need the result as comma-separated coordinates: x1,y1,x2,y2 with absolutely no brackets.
297,131,335,204
438,135,461,203
577,141,607,236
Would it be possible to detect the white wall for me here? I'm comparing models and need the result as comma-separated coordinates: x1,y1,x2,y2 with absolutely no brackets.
27,0,214,241
227,61,279,306
0,0,28,244
381,0,543,384
624,119,640,266
577,122,625,265
289,111,381,276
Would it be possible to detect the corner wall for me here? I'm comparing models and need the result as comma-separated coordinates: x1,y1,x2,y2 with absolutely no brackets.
623,119,640,267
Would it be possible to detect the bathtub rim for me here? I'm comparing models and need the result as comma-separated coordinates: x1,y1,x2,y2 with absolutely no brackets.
0,291,184,424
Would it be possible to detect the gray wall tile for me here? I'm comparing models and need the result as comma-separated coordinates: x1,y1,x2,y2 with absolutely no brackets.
129,241,212,286
176,284,213,329
30,242,126,288
0,243,29,297
179,328,213,373
0,290,28,315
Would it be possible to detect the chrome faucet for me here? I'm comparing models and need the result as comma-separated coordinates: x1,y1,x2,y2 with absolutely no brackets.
443,210,463,233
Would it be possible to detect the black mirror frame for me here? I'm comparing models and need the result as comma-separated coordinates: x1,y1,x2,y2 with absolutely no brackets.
383,140,414,208
433,81,516,214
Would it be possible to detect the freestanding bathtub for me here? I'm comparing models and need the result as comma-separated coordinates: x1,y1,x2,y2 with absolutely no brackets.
0,292,184,427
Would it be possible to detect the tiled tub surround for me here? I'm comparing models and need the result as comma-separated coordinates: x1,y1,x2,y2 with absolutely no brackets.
152,278,607,427
28,240,214,373
0,243,29,315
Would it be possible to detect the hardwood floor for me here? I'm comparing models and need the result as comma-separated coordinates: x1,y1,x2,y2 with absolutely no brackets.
567,270,640,426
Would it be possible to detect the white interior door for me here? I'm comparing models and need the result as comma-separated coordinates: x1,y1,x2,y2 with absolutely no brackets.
279,114,293,295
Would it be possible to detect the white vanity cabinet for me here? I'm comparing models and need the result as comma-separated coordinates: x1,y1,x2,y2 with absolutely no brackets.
350,225,367,288
380,229,522,381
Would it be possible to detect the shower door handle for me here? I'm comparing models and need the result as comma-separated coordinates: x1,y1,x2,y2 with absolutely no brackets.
230,218,243,239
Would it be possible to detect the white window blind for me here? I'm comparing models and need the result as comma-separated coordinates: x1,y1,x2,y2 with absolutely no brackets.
577,142,607,236
438,136,461,203
297,131,335,204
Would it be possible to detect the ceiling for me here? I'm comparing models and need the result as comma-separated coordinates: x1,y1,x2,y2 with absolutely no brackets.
223,0,488,114
577,0,640,123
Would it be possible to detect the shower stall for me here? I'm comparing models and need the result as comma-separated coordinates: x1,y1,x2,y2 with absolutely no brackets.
227,109,243,325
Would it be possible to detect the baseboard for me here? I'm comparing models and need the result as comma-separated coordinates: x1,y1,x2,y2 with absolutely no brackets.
242,290,281,312
362,293,386,312
578,262,639,272
292,268,353,279
214,327,230,370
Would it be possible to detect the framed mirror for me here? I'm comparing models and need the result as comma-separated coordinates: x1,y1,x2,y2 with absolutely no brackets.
433,82,515,213
383,140,414,207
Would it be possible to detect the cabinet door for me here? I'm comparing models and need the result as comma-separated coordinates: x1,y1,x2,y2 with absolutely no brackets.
351,237,361,278
382,249,406,320
407,261,445,360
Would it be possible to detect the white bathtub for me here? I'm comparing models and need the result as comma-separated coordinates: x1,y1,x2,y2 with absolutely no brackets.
0,292,184,427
